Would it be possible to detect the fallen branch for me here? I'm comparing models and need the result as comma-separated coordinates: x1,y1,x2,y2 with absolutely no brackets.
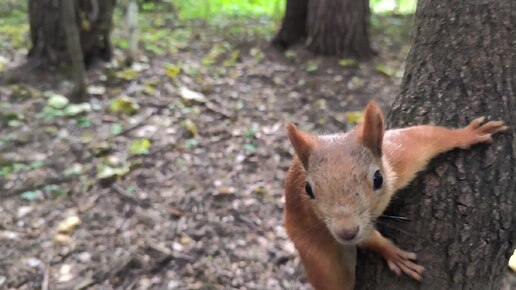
110,183,150,207
3,175,73,198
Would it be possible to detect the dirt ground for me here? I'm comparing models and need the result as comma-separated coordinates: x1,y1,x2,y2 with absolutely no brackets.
0,8,513,290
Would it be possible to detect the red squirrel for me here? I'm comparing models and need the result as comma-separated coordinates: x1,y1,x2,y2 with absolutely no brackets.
284,100,507,290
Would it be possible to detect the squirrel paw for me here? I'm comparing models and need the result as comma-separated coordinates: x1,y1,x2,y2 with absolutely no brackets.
384,247,424,281
460,117,508,149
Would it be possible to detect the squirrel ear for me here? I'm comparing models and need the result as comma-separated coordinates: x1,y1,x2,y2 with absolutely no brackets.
357,100,384,156
287,122,315,169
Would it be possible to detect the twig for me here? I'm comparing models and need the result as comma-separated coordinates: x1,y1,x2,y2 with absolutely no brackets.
41,263,50,290
114,109,156,137
205,101,233,118
3,175,73,198
42,250,53,290
73,278,96,290
110,183,149,207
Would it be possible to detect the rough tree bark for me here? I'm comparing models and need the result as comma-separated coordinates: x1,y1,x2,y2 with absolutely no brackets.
306,0,373,58
273,0,373,59
62,0,87,101
28,0,116,65
355,0,514,289
272,0,309,49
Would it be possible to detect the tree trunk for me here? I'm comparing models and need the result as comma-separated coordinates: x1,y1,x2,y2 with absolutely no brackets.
306,0,373,59
28,0,116,65
62,0,87,101
272,0,309,49
355,0,514,289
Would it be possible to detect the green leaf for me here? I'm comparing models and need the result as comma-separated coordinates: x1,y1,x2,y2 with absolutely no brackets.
109,97,140,115
351,76,361,87
164,64,182,79
0,56,7,73
64,164,83,176
30,160,44,169
37,106,65,120
48,94,69,109
0,102,12,110
129,139,151,155
338,58,360,67
250,47,264,62
181,119,198,137
13,163,28,171
304,61,318,72
244,128,256,138
76,117,92,128
96,164,130,180
1,112,23,121
223,50,240,67
115,68,138,80
184,138,198,149
8,120,22,127
284,50,296,60
43,184,67,198
87,85,106,95
110,123,123,135
65,103,92,116
0,166,13,176
21,191,42,201
375,64,394,77
345,111,364,124
244,143,257,154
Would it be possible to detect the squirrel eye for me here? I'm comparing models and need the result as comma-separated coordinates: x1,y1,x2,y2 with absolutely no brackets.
305,182,315,199
373,170,383,190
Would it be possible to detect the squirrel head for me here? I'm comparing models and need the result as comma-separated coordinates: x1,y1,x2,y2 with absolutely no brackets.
287,101,393,245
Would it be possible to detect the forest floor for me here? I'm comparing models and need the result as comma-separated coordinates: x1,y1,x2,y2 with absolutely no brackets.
0,4,513,290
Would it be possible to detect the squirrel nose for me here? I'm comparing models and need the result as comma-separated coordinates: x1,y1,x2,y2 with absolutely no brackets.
336,225,359,241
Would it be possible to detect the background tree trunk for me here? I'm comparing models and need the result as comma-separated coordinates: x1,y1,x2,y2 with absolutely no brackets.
306,0,373,58
355,0,514,289
62,0,87,101
28,0,116,65
272,0,309,49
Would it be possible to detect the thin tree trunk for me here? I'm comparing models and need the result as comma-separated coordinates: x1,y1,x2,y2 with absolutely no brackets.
62,0,87,101
272,0,309,49
126,2,139,66
355,0,514,289
306,0,373,59
28,0,116,65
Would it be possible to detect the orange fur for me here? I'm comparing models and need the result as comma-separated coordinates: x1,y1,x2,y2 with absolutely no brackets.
284,101,507,290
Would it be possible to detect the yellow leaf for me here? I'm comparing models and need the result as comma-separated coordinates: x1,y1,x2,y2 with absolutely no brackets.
223,50,240,67
82,19,91,31
144,85,156,95
109,96,140,115
57,216,81,234
115,68,138,80
345,111,364,124
181,119,198,136
165,64,182,79
338,58,359,67
53,233,73,245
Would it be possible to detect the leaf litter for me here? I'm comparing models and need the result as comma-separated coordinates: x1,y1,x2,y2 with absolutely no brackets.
0,6,418,290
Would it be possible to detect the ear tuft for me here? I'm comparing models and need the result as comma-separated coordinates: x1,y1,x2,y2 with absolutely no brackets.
357,100,384,156
287,122,315,169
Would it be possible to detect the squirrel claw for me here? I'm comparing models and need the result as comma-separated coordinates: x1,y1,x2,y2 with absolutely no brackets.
385,248,424,281
461,118,507,149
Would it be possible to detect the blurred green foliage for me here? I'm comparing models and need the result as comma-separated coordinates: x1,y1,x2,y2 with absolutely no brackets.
123,0,416,23
172,0,416,20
